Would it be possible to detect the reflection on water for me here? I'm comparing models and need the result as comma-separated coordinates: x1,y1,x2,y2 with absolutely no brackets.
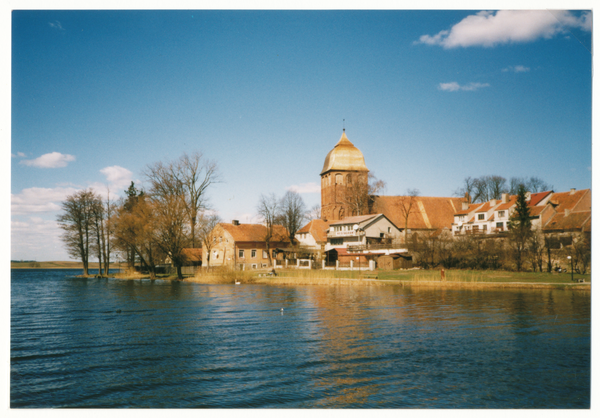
11,270,590,408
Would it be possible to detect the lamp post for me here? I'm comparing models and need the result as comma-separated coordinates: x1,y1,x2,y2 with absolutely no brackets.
567,256,573,281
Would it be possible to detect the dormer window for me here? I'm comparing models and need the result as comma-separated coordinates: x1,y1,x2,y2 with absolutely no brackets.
478,214,484,221
499,211,505,218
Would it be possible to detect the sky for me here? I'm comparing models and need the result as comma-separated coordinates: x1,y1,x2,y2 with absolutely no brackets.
8,4,594,261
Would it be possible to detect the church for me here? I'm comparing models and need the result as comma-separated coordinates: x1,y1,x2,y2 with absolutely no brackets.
319,130,465,237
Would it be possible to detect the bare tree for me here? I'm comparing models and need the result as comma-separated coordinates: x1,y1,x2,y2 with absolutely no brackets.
454,176,477,201
57,189,100,276
306,204,321,221
144,152,220,250
197,212,221,269
396,189,420,243
257,193,280,267
344,172,386,216
528,229,545,272
176,152,221,248
509,176,553,194
279,191,306,242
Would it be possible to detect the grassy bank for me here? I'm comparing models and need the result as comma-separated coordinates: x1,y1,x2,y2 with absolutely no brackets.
182,268,590,291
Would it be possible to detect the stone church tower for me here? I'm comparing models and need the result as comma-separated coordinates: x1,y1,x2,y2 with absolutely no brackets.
320,130,369,222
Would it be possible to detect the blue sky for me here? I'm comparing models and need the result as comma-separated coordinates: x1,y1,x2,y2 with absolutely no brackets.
9,7,593,261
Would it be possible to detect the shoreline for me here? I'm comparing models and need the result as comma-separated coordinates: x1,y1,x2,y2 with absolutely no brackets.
106,273,591,291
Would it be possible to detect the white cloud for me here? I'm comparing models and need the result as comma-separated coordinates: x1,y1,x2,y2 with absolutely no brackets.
11,217,65,261
286,182,321,194
416,10,591,49
11,152,26,158
502,65,530,73
438,82,490,92
100,166,133,190
20,152,76,168
11,186,79,215
48,21,64,30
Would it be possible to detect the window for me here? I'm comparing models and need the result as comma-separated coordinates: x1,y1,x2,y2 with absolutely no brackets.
238,249,244,258
496,222,503,228
261,263,268,268
330,238,343,245
473,225,479,232
219,236,222,243
483,225,487,231
272,250,277,258
388,227,391,233
346,174,352,185
478,214,484,220
251,249,257,258
251,264,257,269
499,211,505,218
262,250,268,259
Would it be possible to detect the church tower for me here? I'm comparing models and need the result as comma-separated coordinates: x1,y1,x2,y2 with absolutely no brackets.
320,130,369,222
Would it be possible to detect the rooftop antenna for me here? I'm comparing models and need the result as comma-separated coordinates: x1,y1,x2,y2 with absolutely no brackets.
343,119,345,132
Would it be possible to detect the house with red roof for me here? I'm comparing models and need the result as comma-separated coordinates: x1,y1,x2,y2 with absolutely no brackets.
201,220,291,270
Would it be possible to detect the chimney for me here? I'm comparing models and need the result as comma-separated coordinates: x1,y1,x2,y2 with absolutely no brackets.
464,192,471,204
462,201,469,211
501,193,509,204
490,199,497,206
525,192,531,201
232,220,240,226
570,188,576,195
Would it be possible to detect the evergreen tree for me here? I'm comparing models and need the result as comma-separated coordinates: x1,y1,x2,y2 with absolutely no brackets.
508,185,532,271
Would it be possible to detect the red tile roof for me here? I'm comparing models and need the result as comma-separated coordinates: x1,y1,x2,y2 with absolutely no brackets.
330,214,378,226
372,196,465,230
297,219,330,243
528,191,552,206
220,223,290,243
544,212,591,232
181,248,202,263
548,189,590,213
455,203,484,216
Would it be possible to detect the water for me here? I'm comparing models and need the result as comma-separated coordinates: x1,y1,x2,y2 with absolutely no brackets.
11,269,590,408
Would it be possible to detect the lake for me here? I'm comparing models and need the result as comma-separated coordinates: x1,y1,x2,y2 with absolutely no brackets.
10,269,590,408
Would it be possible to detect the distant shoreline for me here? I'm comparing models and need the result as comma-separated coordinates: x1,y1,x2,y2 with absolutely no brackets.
11,261,124,270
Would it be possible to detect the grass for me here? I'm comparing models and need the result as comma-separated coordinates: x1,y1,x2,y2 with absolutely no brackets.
377,269,591,284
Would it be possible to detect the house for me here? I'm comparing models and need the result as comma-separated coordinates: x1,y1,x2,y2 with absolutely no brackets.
324,213,404,265
201,220,291,270
450,189,590,243
372,195,466,241
318,131,470,241
294,219,330,259
181,248,203,267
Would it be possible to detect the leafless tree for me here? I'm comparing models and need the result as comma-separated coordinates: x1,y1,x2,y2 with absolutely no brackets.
279,191,306,242
396,189,420,243
144,152,220,249
510,176,553,194
257,193,280,267
344,172,386,216
306,204,321,221
527,229,545,272
57,189,100,276
197,212,221,269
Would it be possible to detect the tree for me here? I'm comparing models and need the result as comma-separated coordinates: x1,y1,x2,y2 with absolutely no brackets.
57,189,100,276
509,176,553,194
508,185,532,271
306,204,321,221
176,152,220,248
257,193,280,267
343,172,386,216
396,189,420,243
279,191,306,242
144,152,220,250
112,193,163,279
527,229,545,272
456,175,552,203
197,212,221,269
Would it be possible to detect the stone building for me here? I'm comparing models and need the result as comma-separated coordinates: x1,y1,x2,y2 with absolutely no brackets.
320,130,370,222
201,221,291,270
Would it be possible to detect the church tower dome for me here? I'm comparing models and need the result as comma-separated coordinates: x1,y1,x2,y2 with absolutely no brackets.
320,130,369,222
320,130,369,175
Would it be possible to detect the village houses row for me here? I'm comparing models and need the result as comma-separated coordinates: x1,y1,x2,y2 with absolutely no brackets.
187,131,590,270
